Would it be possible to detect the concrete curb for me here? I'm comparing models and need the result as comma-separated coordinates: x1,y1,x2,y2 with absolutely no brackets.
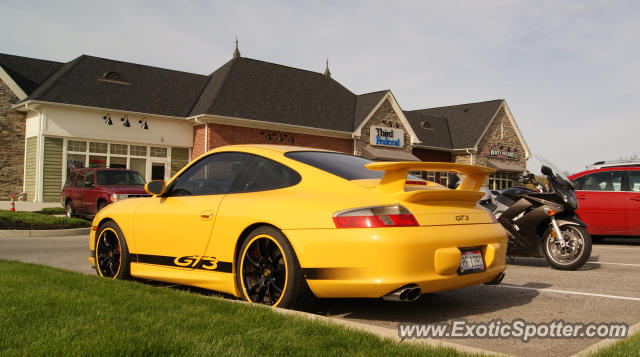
0,227,90,238
570,321,640,357
271,306,511,356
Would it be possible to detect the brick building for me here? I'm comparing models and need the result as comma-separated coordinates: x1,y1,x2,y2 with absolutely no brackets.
0,46,530,202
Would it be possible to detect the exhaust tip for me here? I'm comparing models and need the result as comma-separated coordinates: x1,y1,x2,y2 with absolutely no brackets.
382,284,421,302
405,287,422,302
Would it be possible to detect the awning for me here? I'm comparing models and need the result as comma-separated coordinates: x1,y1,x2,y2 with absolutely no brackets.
360,145,420,161
487,159,526,172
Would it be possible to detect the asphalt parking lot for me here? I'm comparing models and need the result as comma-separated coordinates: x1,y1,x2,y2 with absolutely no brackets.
1,234,638,356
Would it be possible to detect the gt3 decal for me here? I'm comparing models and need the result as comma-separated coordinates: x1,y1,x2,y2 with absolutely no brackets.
134,254,232,273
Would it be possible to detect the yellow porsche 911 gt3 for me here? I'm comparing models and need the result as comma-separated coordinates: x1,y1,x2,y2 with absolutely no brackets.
89,144,507,310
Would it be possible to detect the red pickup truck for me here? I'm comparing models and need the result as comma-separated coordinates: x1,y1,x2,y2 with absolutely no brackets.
61,168,150,218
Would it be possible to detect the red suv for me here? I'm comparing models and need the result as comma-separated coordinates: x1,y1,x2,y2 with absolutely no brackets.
569,167,640,236
62,168,150,218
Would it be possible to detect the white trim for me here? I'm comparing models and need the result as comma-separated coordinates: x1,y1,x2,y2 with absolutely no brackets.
0,66,27,100
502,101,532,159
191,114,353,139
471,100,505,152
12,100,188,121
353,91,421,145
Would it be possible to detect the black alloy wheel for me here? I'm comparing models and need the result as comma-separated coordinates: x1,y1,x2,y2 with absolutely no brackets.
236,226,317,310
240,235,287,305
95,221,130,279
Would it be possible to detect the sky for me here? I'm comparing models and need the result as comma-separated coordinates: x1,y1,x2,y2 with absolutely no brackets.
2,0,638,174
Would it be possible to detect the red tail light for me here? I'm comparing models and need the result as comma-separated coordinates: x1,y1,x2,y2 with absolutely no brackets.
333,205,419,228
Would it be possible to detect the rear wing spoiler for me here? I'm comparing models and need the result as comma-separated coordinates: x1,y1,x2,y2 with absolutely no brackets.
365,162,495,202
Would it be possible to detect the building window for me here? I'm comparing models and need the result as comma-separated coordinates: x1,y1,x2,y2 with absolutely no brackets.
110,143,128,155
489,172,514,190
150,146,167,158
89,142,108,153
131,145,147,156
68,140,87,152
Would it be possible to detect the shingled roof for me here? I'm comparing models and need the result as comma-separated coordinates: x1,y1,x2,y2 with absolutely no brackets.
406,99,504,149
403,111,453,149
0,53,62,95
190,57,356,132
354,90,388,129
4,52,516,152
25,55,209,117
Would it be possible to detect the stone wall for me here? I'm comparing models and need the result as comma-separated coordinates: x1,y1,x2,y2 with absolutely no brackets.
0,79,26,199
354,99,413,156
192,122,352,160
475,106,527,169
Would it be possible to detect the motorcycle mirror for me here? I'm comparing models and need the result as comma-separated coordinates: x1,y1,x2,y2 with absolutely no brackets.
541,165,553,176
447,172,461,189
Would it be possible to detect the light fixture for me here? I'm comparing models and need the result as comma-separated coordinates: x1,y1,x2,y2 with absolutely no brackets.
289,136,294,144
278,135,283,142
121,115,131,127
266,134,271,141
394,123,399,128
103,113,112,125
138,119,149,130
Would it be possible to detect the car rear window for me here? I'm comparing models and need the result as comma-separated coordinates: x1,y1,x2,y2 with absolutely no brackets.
285,151,384,180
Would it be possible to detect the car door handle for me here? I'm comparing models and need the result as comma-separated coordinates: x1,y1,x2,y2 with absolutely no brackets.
200,211,215,220
576,195,588,200
631,197,640,201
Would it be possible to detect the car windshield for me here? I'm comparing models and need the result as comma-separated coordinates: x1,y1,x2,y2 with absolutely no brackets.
97,171,145,186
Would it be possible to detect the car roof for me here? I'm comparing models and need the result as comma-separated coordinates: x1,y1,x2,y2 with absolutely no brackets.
569,166,640,179
208,144,341,155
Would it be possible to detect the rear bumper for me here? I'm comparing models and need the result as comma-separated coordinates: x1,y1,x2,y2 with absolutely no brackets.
283,223,508,298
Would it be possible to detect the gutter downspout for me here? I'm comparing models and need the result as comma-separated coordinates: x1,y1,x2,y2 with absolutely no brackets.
25,103,43,202
465,148,475,165
352,133,358,156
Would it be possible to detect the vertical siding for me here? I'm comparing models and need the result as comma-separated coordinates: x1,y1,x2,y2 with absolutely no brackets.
42,137,63,202
171,147,190,177
24,137,37,201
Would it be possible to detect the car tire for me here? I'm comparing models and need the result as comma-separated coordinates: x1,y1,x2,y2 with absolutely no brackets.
97,201,108,212
544,225,592,270
95,221,131,280
65,200,75,218
236,226,317,311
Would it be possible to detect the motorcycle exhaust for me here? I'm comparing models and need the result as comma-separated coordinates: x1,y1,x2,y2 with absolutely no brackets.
483,272,505,286
382,284,422,302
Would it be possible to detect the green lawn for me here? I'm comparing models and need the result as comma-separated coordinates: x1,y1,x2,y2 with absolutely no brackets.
0,260,469,356
590,331,640,357
0,210,89,229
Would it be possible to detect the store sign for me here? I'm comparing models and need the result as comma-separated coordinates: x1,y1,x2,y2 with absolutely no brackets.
482,147,519,160
370,125,404,148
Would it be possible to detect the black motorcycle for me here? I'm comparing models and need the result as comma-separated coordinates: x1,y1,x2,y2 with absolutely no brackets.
478,158,592,270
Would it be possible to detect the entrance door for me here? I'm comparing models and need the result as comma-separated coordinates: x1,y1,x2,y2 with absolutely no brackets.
151,162,166,181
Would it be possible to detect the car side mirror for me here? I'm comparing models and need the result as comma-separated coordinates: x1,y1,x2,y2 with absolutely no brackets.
145,180,166,195
541,165,553,176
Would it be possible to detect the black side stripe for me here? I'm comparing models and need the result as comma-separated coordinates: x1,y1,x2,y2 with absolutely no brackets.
133,254,233,273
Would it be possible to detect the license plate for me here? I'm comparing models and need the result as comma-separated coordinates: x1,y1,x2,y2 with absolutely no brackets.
458,248,486,275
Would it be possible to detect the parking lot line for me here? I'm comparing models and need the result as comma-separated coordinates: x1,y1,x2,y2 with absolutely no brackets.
490,284,640,302
588,261,640,268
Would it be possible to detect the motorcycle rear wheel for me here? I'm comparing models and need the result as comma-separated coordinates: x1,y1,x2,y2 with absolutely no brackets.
543,225,592,270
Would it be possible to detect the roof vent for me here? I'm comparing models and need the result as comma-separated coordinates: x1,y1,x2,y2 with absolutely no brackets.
463,108,469,112
421,121,433,130
98,71,130,85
